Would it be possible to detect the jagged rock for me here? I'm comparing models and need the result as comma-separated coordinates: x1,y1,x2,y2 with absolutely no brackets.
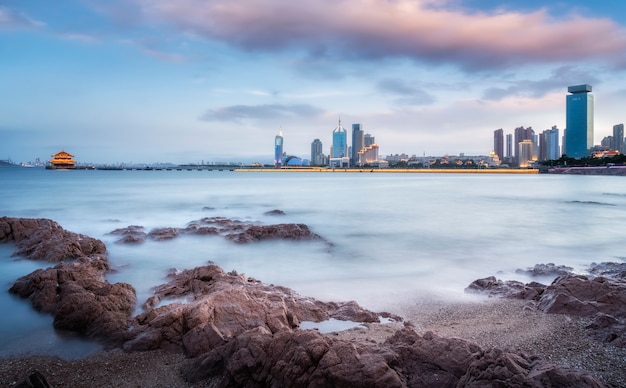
588,262,626,279
9,255,136,344
15,370,51,388
225,223,323,243
465,276,546,300
109,225,147,243
181,326,604,387
148,227,181,241
264,209,286,216
124,264,383,356
0,217,106,262
515,263,574,277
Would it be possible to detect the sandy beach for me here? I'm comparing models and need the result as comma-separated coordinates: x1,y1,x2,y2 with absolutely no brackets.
2,296,625,387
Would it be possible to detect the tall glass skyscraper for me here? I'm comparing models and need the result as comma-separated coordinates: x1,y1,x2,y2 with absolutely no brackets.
311,138,323,166
493,128,504,161
332,120,347,158
274,128,284,168
565,84,594,158
613,124,624,153
351,123,364,164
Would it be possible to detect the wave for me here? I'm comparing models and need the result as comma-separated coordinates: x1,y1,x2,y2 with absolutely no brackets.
567,200,616,206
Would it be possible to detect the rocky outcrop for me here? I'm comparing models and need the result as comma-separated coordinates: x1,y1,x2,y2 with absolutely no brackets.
515,262,574,277
124,264,383,356
9,255,136,344
181,326,603,387
110,217,328,245
467,268,626,347
0,217,106,262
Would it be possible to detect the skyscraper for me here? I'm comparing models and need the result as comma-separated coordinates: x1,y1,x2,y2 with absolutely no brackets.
514,126,534,166
540,126,560,161
493,128,504,161
332,119,348,158
364,134,375,147
506,134,513,158
565,84,594,158
274,128,284,168
613,124,624,153
351,123,364,165
311,138,324,166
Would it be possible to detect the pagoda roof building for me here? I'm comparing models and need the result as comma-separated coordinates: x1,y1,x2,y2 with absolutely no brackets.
49,150,76,169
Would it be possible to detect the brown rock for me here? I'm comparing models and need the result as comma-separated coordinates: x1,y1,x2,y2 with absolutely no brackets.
109,225,147,244
9,256,136,344
0,217,106,262
124,264,381,356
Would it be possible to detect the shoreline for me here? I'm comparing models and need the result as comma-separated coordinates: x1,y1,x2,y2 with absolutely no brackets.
235,167,539,173
2,297,625,387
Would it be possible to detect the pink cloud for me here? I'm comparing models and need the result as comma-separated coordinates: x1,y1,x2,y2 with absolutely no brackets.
132,0,626,70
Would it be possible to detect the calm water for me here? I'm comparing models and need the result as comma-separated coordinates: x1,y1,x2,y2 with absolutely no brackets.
2,167,626,357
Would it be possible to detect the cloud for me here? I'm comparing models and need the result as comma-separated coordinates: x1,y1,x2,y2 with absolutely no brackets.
131,0,626,71
482,66,601,100
377,78,436,105
201,104,325,122
0,6,45,29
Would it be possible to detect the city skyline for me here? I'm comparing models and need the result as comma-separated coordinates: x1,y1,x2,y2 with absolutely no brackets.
2,1,626,164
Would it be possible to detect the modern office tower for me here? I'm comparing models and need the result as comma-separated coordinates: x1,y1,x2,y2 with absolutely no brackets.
332,119,348,158
364,134,375,147
601,136,613,149
493,129,504,161
565,84,594,158
506,134,513,157
357,144,379,166
540,126,560,161
514,126,534,166
311,138,324,166
274,128,284,168
613,124,624,153
351,124,364,165
518,139,535,168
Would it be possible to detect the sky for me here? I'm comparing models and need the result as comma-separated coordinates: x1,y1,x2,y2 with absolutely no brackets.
2,0,626,165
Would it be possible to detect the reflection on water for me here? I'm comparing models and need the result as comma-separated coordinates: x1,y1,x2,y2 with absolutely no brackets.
2,168,626,357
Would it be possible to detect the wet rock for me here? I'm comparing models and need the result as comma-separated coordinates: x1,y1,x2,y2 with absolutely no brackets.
225,223,323,243
182,326,604,387
109,225,147,244
515,262,574,277
9,255,136,344
264,209,286,216
0,217,106,262
14,370,51,388
588,262,626,279
148,227,181,241
465,276,546,300
124,264,382,356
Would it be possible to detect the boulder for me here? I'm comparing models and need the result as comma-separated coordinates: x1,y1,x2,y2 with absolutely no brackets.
9,255,136,344
515,263,574,277
0,217,106,262
264,209,286,216
465,276,546,300
124,264,384,356
181,326,604,387
109,225,147,244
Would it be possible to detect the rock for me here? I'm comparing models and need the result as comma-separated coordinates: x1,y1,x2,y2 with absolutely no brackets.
225,223,323,244
515,263,574,277
9,255,136,344
148,227,181,241
465,276,546,300
588,262,626,279
124,263,382,356
0,217,106,262
109,225,147,244
14,370,51,388
182,326,604,387
264,209,286,216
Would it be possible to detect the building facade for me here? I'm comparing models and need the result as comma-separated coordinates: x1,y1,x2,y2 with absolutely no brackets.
310,138,325,166
351,124,364,165
565,84,594,158
514,126,534,166
539,126,560,161
364,134,375,147
493,128,504,161
613,124,624,153
274,128,284,168
331,120,348,158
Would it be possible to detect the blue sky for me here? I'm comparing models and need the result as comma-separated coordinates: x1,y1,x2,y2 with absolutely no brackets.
2,0,626,164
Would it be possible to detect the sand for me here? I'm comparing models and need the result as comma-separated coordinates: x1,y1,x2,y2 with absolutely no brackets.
2,297,625,387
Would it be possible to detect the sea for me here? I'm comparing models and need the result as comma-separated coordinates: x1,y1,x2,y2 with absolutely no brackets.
2,167,626,358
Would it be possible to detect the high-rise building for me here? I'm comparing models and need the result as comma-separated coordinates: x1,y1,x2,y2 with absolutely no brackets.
331,119,348,158
518,139,535,168
539,126,560,161
311,139,324,166
274,128,284,168
565,84,594,158
493,129,504,161
351,124,364,165
514,126,534,166
364,134,375,147
506,134,513,158
613,124,624,153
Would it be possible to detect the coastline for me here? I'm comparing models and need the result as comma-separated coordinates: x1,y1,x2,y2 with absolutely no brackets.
2,297,624,387
235,167,539,174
